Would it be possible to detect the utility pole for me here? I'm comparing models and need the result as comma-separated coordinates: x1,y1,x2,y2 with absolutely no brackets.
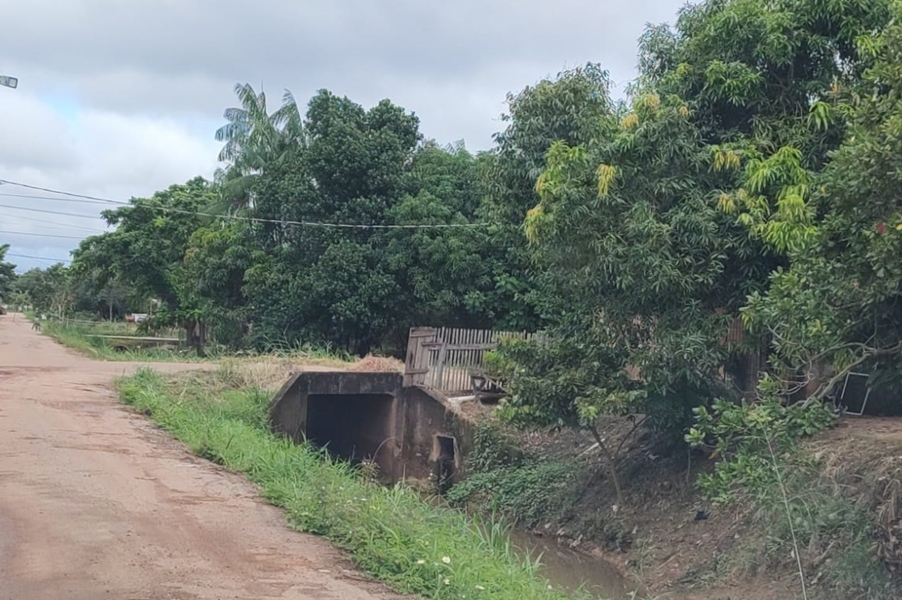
0,75,18,89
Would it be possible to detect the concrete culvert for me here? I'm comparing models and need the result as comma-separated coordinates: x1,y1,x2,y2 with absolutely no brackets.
306,393,396,476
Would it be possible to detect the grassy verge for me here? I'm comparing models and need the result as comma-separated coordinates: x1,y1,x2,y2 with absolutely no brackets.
40,321,354,368
41,321,202,362
118,368,582,600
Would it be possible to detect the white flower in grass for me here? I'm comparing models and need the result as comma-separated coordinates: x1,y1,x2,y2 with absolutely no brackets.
416,559,426,565
442,556,451,564
443,578,450,585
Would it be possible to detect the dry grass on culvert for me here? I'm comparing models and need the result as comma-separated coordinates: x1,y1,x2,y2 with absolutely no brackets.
347,355,404,373
219,357,348,391
215,354,402,392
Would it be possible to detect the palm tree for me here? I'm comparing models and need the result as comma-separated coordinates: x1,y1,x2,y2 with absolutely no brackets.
214,83,305,213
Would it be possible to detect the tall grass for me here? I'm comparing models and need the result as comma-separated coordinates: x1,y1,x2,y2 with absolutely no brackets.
40,321,203,362
41,320,356,367
118,369,583,600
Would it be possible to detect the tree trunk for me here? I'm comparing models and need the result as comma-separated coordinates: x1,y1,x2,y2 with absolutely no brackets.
588,425,625,508
185,321,206,357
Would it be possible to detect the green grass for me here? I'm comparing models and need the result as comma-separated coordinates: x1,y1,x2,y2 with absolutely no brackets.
118,368,584,600
40,320,355,367
446,422,584,531
40,321,204,362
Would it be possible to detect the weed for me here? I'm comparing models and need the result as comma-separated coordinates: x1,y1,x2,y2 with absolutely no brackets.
448,423,583,529
41,321,202,362
118,368,583,600
41,321,354,370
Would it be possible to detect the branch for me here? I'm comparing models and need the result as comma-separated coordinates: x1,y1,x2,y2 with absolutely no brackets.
801,341,902,408
614,414,649,459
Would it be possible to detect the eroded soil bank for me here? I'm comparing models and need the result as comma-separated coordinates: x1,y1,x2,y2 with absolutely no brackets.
450,405,902,600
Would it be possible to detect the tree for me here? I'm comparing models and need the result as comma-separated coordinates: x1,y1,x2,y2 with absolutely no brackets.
494,92,754,503
244,90,422,354
13,264,71,317
639,0,891,163
0,244,15,304
385,141,497,341
743,15,902,399
182,223,255,348
480,63,613,332
638,0,894,276
214,83,304,213
72,177,218,352
65,274,131,320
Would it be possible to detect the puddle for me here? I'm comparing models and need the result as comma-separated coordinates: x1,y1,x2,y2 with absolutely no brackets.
509,529,640,599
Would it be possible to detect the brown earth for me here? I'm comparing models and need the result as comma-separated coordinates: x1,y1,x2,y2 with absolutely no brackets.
0,313,404,600
475,403,902,600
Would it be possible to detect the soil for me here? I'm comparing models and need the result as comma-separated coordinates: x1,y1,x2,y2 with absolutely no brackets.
0,313,404,600
465,402,902,600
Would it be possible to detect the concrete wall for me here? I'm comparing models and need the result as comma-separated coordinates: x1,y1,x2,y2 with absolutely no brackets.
399,386,474,485
269,372,405,481
269,371,476,489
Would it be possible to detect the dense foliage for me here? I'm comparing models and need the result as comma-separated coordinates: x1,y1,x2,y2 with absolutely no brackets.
495,0,901,447
10,0,902,475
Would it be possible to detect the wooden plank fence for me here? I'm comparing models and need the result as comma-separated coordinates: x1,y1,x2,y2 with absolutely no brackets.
403,327,537,393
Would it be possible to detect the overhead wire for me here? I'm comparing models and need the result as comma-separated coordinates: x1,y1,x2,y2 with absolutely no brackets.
0,179,124,205
0,203,110,220
0,230,84,240
3,213,108,234
0,191,121,205
0,178,490,230
6,252,71,264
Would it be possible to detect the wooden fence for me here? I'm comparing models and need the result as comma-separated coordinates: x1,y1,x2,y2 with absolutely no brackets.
403,327,536,393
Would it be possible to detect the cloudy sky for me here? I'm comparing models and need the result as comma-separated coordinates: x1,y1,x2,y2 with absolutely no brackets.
0,0,686,272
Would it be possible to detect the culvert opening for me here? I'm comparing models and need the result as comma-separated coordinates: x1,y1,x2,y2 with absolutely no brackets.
434,434,456,494
306,393,395,475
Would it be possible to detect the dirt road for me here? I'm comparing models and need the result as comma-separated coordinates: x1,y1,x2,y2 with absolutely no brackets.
0,314,402,600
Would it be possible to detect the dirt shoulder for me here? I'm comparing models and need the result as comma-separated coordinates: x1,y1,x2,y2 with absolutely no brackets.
0,313,403,600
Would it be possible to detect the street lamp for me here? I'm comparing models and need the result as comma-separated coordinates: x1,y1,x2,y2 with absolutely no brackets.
0,75,18,89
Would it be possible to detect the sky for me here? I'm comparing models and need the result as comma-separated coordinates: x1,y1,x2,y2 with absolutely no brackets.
0,0,687,273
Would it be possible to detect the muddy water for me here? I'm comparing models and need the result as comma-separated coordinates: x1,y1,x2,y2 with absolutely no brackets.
509,530,640,599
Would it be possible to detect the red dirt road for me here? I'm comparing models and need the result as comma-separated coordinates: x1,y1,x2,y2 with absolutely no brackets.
0,315,402,600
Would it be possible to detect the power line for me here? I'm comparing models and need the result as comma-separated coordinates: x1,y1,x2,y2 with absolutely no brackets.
6,252,71,264
0,178,489,230
0,179,123,205
0,229,84,240
3,213,108,234
0,203,109,220
0,191,120,205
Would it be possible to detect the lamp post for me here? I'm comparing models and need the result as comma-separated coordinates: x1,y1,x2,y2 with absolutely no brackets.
0,75,18,89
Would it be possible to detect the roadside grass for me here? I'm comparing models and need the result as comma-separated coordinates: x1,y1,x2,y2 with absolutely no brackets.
40,321,202,362
118,368,582,600
40,321,355,369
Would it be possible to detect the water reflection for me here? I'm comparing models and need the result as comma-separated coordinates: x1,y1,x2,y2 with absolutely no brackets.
508,530,641,599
